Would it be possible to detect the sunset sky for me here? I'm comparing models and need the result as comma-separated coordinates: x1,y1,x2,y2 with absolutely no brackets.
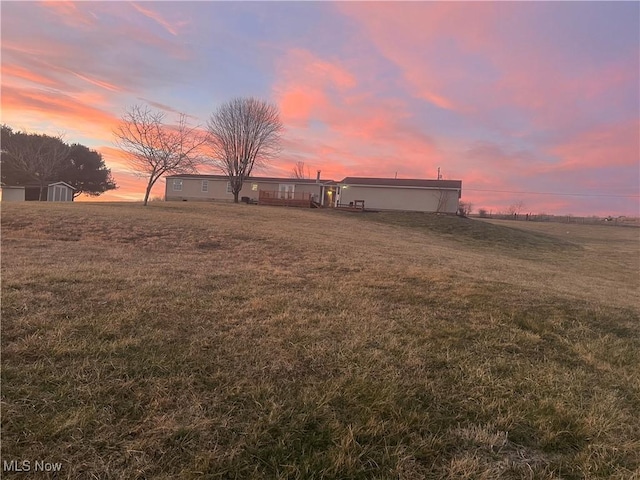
2,1,638,216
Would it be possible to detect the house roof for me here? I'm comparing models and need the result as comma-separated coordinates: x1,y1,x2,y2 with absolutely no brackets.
165,174,463,191
338,177,462,189
166,174,336,185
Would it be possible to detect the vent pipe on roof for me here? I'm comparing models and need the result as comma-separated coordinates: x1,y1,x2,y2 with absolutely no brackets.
316,170,321,183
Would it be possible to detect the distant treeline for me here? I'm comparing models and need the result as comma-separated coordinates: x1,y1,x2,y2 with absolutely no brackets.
474,212,639,227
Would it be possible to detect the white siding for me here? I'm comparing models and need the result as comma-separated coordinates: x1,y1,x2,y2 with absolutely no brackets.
165,177,323,202
47,184,74,202
339,185,459,213
1,187,25,202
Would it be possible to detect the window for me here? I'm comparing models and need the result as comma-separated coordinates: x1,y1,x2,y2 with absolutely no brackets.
201,180,208,192
226,182,232,194
173,179,183,191
252,183,258,191
278,184,295,199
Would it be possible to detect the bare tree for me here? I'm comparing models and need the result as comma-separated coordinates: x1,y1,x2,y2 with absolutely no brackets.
113,105,206,206
507,200,526,216
206,97,282,203
291,161,310,179
436,190,454,213
1,126,69,200
458,201,473,217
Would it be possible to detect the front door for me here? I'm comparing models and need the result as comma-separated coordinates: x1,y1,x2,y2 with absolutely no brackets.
324,187,336,207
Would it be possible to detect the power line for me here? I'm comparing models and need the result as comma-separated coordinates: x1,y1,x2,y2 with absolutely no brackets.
463,188,639,199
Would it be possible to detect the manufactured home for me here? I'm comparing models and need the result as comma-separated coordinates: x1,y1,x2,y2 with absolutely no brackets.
165,174,463,213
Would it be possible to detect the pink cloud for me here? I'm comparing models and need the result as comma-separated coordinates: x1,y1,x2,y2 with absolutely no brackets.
281,49,356,90
38,1,97,27
275,48,356,127
546,119,640,172
4,3,192,95
279,88,328,127
136,98,199,120
130,2,189,37
337,2,638,130
1,64,62,88
1,85,119,141
95,146,135,172
2,38,127,96
271,47,448,181
335,3,504,112
2,39,75,60
70,71,122,92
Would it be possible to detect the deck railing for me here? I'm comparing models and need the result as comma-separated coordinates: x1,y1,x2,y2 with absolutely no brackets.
258,190,313,207
336,200,365,211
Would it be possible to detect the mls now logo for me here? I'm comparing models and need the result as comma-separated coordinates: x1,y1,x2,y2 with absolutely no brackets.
3,459,62,472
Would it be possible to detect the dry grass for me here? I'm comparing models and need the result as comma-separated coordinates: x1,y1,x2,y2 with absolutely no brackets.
2,202,639,479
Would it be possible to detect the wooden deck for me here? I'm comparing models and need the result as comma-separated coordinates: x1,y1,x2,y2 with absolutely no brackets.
258,190,313,208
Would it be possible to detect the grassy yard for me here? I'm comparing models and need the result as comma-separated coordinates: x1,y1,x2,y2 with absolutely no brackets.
1,202,639,479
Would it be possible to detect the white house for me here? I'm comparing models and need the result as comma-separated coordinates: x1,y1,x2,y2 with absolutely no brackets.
165,174,463,213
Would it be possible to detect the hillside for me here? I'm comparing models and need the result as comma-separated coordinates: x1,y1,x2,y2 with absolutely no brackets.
2,202,639,479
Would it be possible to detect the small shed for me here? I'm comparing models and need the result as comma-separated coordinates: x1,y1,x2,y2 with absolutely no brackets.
0,186,26,202
47,182,75,202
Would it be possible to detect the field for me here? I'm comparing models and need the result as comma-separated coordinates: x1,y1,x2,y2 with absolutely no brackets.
2,202,639,479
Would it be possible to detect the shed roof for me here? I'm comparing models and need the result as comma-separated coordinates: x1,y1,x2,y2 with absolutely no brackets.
48,181,76,189
338,177,462,189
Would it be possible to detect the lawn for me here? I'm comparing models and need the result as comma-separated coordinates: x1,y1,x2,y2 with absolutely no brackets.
2,202,639,479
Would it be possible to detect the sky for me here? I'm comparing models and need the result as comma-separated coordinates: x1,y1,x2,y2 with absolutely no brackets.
1,1,639,216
